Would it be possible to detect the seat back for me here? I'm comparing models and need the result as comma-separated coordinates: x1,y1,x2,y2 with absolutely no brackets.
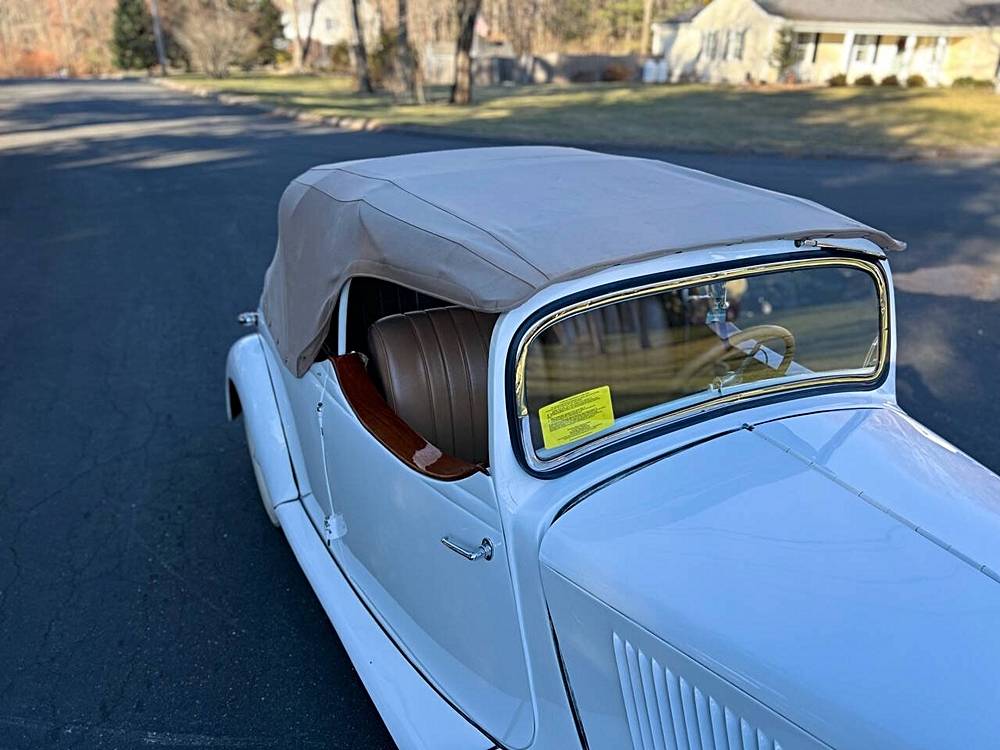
367,307,498,466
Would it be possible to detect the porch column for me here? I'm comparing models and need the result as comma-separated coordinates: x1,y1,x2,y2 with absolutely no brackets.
901,34,916,77
931,35,948,84
804,33,817,65
841,30,856,76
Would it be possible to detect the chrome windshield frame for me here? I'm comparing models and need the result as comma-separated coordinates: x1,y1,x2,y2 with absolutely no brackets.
510,255,891,475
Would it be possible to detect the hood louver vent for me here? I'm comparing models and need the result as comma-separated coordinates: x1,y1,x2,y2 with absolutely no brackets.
613,633,782,750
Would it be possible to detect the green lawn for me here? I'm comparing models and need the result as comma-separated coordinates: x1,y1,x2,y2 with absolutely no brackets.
170,73,1000,156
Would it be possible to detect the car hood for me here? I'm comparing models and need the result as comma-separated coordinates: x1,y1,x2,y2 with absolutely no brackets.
540,407,1000,749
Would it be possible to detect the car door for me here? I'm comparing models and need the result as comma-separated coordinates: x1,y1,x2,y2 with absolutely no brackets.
317,367,534,748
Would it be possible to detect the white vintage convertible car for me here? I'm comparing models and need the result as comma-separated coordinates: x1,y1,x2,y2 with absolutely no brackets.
226,147,1000,750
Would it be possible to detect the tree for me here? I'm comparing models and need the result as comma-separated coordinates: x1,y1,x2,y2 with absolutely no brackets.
112,0,158,70
543,0,596,47
1,0,122,76
149,0,168,74
396,0,425,102
450,0,482,104
639,0,654,55
246,0,283,66
770,24,800,82
350,0,375,92
175,0,258,77
504,0,540,56
285,0,321,70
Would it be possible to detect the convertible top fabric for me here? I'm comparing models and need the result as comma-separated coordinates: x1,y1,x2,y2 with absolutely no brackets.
260,146,904,376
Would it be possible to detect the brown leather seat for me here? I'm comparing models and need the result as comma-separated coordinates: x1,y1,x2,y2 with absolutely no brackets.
368,307,498,466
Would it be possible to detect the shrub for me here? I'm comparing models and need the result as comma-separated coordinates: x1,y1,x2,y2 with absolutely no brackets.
854,74,875,86
3,49,59,77
880,74,900,87
328,41,352,73
368,29,422,101
369,29,397,88
601,63,634,82
175,0,258,78
827,73,847,87
906,74,926,87
952,76,993,89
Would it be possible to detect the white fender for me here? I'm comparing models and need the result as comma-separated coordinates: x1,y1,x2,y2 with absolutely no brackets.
226,333,299,526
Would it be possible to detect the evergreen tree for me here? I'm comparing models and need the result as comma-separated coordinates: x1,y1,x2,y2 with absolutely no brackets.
770,25,801,82
111,0,158,70
251,0,284,67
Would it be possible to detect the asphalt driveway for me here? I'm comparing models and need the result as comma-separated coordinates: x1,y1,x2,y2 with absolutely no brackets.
1,79,997,749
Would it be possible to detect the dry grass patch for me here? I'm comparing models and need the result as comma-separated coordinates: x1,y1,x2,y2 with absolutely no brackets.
173,74,1000,156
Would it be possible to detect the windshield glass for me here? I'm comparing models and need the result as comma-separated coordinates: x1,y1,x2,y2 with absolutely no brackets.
520,260,885,462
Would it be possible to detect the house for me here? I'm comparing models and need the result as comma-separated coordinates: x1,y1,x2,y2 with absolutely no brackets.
281,0,379,61
651,0,1000,85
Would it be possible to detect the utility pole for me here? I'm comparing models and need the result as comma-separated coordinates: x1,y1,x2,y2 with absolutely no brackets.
149,0,168,76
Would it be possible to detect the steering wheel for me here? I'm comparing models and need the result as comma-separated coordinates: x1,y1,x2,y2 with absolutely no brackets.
677,324,796,392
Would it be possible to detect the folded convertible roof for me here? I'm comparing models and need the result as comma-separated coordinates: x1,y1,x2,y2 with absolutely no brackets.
261,146,904,375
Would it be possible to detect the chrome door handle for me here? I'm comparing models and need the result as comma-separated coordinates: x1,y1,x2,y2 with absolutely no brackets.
441,536,494,561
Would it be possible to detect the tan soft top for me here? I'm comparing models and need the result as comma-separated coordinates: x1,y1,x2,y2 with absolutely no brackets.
260,146,904,375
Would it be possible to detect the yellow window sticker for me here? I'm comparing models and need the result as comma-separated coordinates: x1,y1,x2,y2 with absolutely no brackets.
538,386,615,450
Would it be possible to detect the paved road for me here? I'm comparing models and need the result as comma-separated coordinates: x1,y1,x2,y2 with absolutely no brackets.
1,79,997,749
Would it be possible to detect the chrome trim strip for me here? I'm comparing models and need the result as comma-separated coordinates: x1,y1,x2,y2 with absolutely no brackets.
513,257,890,473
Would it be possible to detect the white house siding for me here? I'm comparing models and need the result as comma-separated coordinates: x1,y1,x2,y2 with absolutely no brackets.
282,0,379,50
651,0,999,86
653,0,782,83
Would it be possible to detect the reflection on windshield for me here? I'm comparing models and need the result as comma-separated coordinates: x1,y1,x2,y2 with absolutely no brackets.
523,263,882,457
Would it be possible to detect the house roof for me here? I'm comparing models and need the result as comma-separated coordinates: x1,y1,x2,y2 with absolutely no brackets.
660,5,703,23
755,0,995,26
259,146,904,376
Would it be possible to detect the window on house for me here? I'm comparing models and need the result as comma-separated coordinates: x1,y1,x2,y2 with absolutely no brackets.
721,31,731,60
704,30,718,60
732,29,746,60
853,34,877,63
722,30,742,61
793,33,812,63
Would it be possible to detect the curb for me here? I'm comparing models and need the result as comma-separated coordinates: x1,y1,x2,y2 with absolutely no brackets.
153,76,387,133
